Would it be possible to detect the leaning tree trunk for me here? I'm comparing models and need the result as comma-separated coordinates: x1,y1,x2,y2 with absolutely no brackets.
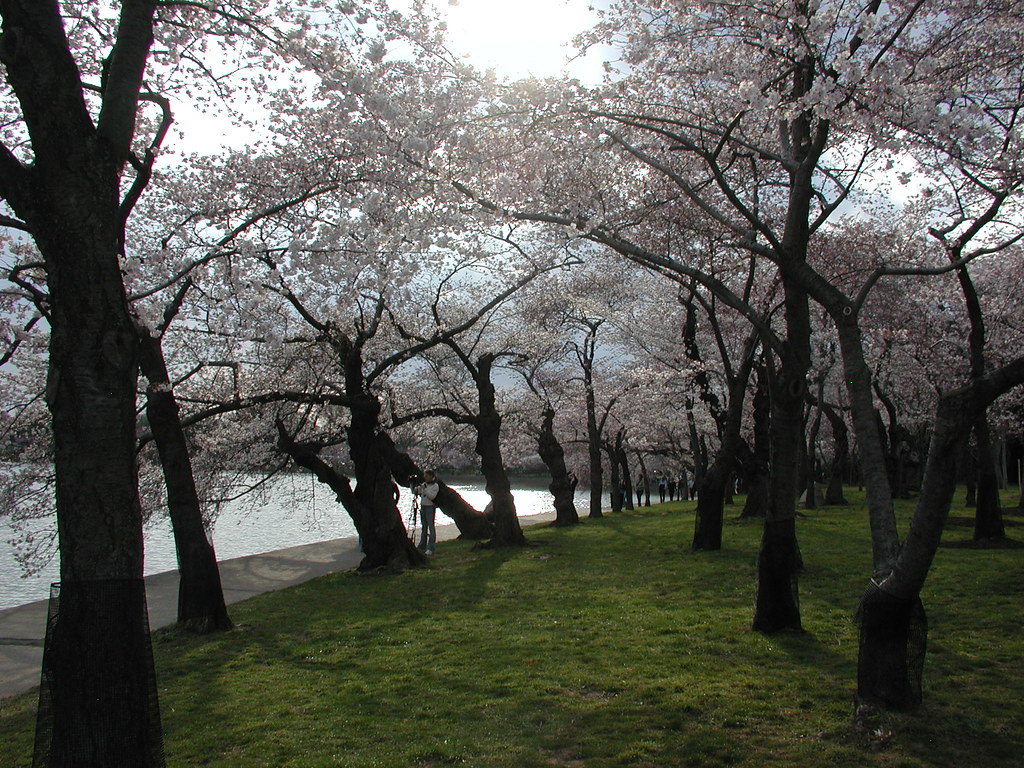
854,356,1024,710
855,390,964,710
277,419,425,571
138,328,231,633
474,355,526,547
376,431,493,539
537,406,579,527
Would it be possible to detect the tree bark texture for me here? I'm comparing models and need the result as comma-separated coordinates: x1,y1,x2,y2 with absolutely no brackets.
138,329,232,633
278,417,426,572
473,355,526,547
752,281,808,634
856,359,1024,709
0,2,166,763
856,583,926,711
740,365,770,519
537,406,579,527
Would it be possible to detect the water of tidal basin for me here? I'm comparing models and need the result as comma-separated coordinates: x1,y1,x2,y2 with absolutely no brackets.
0,474,603,610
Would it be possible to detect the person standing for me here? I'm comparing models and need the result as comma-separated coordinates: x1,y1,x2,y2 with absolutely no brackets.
414,470,440,555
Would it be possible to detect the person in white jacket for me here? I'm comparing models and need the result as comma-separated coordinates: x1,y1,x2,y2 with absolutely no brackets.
414,470,440,555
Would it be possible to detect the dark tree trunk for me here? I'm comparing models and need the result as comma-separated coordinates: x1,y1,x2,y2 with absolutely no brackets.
277,419,426,571
537,406,579,527
693,336,756,549
822,402,849,505
473,354,526,547
686,407,708,502
693,458,728,550
972,418,1005,540
752,279,807,634
585,388,604,518
852,365,1024,711
376,431,493,539
138,328,231,633
348,398,430,569
0,3,166,762
741,365,771,519
856,583,926,711
606,440,623,513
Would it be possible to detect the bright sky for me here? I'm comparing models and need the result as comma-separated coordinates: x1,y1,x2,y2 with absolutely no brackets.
430,0,605,82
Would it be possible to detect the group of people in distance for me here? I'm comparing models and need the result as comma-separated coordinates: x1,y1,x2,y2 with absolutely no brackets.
637,473,692,505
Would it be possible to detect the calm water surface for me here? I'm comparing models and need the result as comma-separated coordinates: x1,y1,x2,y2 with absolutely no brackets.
0,474,581,611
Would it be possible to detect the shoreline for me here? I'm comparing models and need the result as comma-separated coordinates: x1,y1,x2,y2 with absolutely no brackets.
0,510,559,701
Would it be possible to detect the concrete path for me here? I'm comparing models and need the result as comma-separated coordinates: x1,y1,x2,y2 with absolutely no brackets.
0,512,555,702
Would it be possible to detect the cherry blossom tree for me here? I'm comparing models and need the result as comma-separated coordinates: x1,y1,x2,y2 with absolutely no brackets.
0,0,367,760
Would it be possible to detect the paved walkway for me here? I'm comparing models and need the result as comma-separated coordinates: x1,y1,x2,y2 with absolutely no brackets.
0,512,556,702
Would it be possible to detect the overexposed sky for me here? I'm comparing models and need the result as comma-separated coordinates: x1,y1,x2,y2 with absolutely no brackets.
431,0,604,82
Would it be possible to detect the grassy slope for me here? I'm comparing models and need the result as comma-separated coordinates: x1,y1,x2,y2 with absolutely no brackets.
1,490,1022,767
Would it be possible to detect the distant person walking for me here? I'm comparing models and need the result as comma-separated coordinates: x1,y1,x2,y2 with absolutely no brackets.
658,475,667,503
414,470,440,555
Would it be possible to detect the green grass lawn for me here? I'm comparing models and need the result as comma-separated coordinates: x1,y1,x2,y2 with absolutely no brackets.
2,490,1022,767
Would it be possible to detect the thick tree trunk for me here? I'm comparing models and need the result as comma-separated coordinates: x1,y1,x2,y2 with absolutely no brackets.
474,355,526,547
5,3,166,753
376,431,493,539
537,406,579,527
854,362,1024,710
752,281,807,634
693,458,728,550
277,419,426,571
476,410,525,546
856,583,926,711
138,329,231,633
349,400,430,569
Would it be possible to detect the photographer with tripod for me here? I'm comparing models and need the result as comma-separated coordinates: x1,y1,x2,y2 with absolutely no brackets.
413,470,440,555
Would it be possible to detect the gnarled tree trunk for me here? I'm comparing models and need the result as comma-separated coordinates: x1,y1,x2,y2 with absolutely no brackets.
277,419,425,572
537,406,579,527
